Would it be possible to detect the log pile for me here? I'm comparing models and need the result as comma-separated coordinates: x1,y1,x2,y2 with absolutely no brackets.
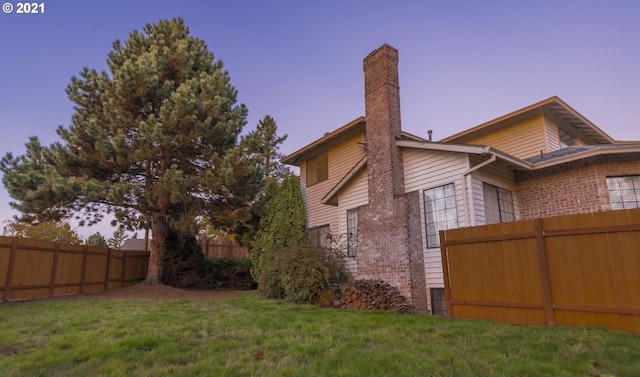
319,279,415,313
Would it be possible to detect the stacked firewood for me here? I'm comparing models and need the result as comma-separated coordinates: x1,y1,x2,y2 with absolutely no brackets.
319,279,415,313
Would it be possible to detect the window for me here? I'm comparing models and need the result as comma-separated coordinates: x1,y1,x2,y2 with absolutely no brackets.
607,176,640,209
346,209,358,257
483,183,515,224
430,288,446,316
424,183,458,248
306,152,328,186
308,225,331,248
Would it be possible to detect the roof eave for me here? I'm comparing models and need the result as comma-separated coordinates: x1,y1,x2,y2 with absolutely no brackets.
532,144,640,170
440,96,615,145
281,116,365,166
396,139,534,170
440,96,560,142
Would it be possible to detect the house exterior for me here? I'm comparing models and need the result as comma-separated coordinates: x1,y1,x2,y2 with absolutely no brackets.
281,44,640,314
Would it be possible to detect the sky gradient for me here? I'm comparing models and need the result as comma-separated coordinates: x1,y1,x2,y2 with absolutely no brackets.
1,0,639,239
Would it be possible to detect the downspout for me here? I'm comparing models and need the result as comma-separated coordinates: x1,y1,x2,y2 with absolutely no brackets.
460,147,496,227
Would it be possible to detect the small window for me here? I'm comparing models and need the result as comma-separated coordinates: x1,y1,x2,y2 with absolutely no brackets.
424,183,458,248
346,209,358,257
308,225,331,248
306,152,328,186
483,183,515,224
430,288,446,316
607,176,640,209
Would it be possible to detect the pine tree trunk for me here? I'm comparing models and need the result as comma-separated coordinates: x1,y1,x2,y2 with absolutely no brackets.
144,194,170,285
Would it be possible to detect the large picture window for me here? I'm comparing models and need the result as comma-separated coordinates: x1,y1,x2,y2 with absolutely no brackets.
607,176,640,209
483,183,515,224
346,209,358,257
424,183,458,248
306,152,328,186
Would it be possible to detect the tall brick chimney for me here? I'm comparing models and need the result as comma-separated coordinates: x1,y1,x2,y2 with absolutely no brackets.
363,44,405,199
357,44,427,312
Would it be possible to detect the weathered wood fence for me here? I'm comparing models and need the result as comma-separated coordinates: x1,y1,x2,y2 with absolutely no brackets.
1,236,148,303
440,208,640,333
198,238,249,259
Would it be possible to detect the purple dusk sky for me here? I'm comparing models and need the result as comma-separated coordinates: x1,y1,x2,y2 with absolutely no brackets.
1,0,639,239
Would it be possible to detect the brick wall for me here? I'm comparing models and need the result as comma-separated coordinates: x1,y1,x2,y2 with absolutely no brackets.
356,44,427,311
516,153,640,219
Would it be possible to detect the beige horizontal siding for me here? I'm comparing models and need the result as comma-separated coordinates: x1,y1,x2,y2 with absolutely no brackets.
464,115,546,159
301,133,366,235
545,120,561,152
402,148,471,293
337,168,369,275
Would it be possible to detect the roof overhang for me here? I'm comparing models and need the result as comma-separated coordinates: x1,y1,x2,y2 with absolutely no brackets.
396,139,534,170
281,117,365,166
441,96,615,145
398,140,640,171
531,144,640,170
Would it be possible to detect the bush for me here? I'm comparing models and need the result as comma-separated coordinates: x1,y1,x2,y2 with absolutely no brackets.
256,248,285,299
205,258,252,276
163,229,256,289
205,258,256,290
257,238,351,304
279,242,330,304
250,175,305,283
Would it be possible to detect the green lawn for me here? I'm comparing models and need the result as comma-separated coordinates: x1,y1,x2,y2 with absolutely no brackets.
0,291,638,377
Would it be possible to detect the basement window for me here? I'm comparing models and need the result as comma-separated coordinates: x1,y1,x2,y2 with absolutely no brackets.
306,152,328,186
607,176,640,209
430,288,446,316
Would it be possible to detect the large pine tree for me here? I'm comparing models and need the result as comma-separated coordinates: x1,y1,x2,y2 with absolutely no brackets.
1,18,262,284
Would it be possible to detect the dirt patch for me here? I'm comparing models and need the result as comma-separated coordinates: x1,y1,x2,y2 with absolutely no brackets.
70,284,254,300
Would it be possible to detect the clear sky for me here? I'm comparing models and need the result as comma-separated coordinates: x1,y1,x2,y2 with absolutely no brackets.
1,0,639,239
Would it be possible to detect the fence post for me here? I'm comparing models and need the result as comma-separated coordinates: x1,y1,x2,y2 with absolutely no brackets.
439,230,453,318
103,248,112,291
534,218,555,326
121,251,127,287
80,244,88,294
48,242,61,298
3,237,18,303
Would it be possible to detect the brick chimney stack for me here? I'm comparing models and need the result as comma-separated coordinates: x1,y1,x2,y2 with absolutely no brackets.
357,44,427,312
363,44,405,199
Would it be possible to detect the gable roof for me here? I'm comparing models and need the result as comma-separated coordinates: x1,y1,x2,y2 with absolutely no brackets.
281,117,427,166
281,117,365,166
441,96,615,145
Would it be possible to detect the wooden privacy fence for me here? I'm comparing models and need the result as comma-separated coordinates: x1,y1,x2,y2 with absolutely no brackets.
440,208,640,333
1,236,149,303
198,238,249,259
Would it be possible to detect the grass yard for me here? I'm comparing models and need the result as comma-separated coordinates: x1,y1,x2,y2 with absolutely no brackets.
0,290,638,377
